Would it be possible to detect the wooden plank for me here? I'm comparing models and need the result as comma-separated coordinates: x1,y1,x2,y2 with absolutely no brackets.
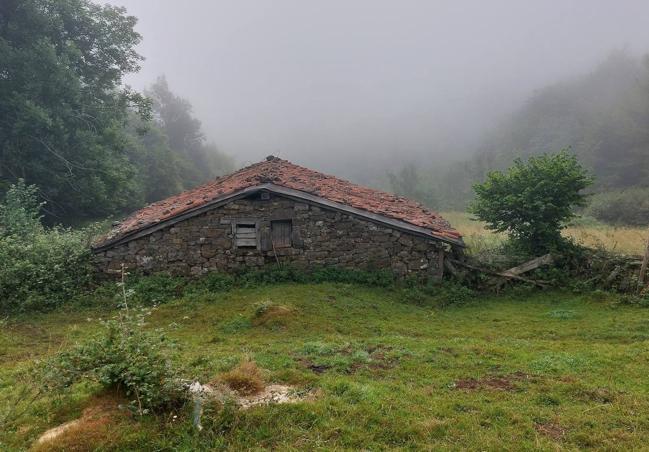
501,254,553,277
235,238,257,247
436,251,445,280
638,230,649,292
235,232,257,239
449,259,550,288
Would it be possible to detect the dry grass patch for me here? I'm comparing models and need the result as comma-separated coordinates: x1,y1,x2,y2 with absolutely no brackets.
535,421,567,441
441,211,647,256
32,393,127,452
217,361,265,396
251,300,295,327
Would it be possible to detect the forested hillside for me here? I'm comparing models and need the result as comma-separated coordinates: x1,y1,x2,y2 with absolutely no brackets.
395,51,649,224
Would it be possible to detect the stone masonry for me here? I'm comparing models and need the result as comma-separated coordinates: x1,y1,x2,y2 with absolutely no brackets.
94,193,447,278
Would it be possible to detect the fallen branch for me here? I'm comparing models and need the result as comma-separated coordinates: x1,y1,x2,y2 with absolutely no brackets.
493,254,553,290
448,259,550,288
500,254,553,277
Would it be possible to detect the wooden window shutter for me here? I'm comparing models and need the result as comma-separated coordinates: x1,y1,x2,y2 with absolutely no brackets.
235,222,257,248
271,220,292,248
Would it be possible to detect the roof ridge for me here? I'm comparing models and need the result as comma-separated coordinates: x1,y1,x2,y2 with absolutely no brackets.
95,156,462,247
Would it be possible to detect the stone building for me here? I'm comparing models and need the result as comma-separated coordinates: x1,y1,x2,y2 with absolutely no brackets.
93,157,464,278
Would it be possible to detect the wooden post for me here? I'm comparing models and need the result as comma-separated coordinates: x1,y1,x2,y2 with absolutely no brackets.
638,229,649,293
436,250,445,281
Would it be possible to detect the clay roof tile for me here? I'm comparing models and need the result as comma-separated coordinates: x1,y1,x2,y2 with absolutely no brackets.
96,157,462,247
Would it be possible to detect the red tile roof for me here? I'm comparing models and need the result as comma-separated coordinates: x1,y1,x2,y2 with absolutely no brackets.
96,156,462,247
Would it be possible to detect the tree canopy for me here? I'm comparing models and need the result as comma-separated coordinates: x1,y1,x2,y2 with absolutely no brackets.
0,0,150,220
0,1,235,223
469,151,593,253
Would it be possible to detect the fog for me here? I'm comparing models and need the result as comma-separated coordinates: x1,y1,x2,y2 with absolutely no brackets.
105,0,649,183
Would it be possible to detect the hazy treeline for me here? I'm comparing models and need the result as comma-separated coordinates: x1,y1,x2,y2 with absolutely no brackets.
0,0,233,223
390,51,649,224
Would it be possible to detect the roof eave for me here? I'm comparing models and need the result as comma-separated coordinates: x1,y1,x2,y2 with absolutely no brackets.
92,183,465,252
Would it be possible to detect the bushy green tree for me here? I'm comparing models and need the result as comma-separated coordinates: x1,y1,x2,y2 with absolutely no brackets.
469,151,593,253
0,0,149,220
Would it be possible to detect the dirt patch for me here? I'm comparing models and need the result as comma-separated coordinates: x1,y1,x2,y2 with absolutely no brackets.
297,343,405,375
297,358,331,374
454,372,531,391
535,422,566,441
32,393,126,451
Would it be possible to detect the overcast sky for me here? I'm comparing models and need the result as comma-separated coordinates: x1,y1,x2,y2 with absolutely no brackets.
105,0,649,180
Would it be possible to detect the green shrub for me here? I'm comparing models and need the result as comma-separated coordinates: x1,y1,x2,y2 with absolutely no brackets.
397,287,433,307
0,181,96,312
311,267,394,286
584,188,649,226
236,266,309,286
434,282,477,307
130,274,186,305
41,308,182,415
470,151,593,253
185,272,234,294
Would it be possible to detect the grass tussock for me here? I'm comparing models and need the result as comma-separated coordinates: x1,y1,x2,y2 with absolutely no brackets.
218,361,265,396
251,300,295,327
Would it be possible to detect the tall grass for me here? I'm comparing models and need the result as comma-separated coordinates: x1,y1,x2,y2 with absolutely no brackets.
443,211,648,256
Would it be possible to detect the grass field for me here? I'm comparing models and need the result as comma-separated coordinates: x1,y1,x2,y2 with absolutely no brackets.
442,211,648,256
2,283,649,450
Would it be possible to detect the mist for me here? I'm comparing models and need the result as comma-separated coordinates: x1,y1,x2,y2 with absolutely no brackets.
103,0,649,184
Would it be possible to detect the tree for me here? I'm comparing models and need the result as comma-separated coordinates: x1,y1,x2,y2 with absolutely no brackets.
469,151,593,253
145,76,235,186
146,76,208,185
388,164,438,208
0,0,149,221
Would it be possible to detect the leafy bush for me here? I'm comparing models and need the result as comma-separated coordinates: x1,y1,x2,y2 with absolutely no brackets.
436,283,477,307
0,181,96,312
311,267,395,286
470,151,593,253
231,265,394,288
42,308,182,415
130,273,186,305
185,272,234,294
584,188,649,226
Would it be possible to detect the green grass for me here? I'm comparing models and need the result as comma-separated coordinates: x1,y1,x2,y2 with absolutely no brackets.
2,283,649,450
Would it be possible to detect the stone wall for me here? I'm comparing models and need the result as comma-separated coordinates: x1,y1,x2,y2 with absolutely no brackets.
94,193,447,278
